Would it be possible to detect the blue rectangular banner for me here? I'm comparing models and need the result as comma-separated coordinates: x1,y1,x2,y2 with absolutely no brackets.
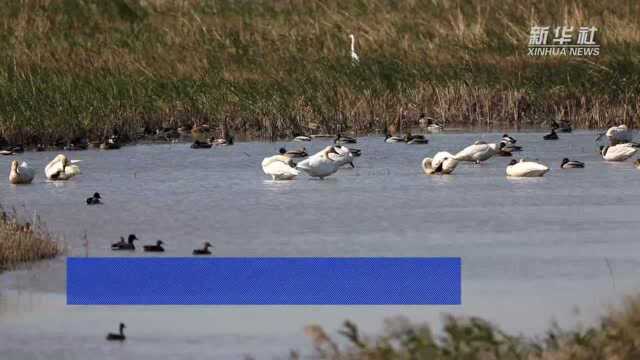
67,257,461,305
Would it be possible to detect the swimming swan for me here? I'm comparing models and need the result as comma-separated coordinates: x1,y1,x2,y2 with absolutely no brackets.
45,154,81,180
454,141,498,163
601,144,637,161
422,152,458,175
506,159,549,177
9,160,35,184
296,146,340,179
262,155,300,180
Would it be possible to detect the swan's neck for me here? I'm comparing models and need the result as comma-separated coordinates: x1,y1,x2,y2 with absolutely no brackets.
350,36,355,54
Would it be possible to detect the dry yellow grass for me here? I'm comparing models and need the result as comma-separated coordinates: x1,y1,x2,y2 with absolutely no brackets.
0,209,61,271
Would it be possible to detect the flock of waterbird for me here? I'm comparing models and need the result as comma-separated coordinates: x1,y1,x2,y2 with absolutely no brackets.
260,124,640,180
5,121,639,343
6,125,640,185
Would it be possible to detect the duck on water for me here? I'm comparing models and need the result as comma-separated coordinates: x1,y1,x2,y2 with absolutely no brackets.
193,242,213,255
112,234,137,251
143,240,164,252
106,323,126,341
86,192,102,205
561,158,585,169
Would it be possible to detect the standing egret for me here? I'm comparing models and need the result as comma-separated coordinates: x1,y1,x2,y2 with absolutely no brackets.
349,34,359,63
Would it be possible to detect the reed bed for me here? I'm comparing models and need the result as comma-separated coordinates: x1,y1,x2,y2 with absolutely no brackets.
1,0,640,145
0,208,61,271
299,294,640,359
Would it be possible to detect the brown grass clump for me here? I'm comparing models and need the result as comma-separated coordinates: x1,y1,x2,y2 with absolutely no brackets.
301,295,640,359
0,209,61,271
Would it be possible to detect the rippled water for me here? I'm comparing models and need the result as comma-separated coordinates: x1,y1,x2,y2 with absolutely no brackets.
1,131,640,359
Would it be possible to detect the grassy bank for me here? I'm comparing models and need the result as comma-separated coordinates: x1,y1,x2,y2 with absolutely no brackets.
300,294,640,359
1,0,640,145
0,208,61,271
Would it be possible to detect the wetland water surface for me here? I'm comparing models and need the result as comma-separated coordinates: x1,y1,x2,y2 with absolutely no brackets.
1,131,640,359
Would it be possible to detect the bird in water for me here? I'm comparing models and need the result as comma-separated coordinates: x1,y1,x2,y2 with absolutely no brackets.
404,132,428,144
454,141,499,163
106,323,126,341
560,158,585,169
384,133,404,143
9,160,35,184
45,154,81,180
422,152,458,175
283,147,308,158
506,159,549,177
334,133,357,145
86,192,102,205
543,129,559,140
193,242,213,255
501,134,517,144
143,240,164,252
262,154,300,180
191,140,212,149
600,144,638,161
112,234,137,251
296,146,340,179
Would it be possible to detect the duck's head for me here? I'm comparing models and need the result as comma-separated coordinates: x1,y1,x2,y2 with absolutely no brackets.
279,147,286,154
502,134,509,138
10,160,18,172
508,159,518,166
93,192,101,199
119,323,126,330
204,242,212,248
157,240,164,246
561,158,570,165
635,159,640,166
128,234,137,242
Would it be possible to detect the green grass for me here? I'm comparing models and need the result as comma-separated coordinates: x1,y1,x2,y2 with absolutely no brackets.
2,0,640,145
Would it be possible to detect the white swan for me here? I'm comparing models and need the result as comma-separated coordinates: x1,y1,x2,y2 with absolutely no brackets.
454,141,499,163
422,152,458,175
506,159,549,177
601,144,637,161
606,125,632,145
328,146,355,168
45,154,81,180
349,34,359,63
296,146,340,179
9,160,35,184
261,155,300,180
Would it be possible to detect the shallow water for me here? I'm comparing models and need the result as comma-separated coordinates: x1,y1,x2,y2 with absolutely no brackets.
1,131,640,359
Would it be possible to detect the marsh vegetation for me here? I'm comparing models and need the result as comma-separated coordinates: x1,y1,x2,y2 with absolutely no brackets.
1,0,640,146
